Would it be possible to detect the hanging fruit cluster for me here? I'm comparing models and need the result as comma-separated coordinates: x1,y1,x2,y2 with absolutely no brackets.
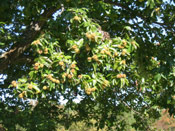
9,8,138,99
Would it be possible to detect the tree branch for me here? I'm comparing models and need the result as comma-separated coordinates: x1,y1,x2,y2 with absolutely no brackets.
13,56,33,64
0,6,61,73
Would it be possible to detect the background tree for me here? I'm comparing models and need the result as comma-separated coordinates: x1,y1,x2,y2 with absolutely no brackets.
0,0,175,130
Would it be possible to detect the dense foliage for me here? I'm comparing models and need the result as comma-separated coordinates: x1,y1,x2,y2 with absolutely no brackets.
0,0,175,130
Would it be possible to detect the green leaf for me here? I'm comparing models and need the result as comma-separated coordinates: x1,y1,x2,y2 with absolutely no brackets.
154,74,161,82
124,26,132,31
0,42,5,46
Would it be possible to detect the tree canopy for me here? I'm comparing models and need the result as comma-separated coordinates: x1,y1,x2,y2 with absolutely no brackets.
0,0,175,130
